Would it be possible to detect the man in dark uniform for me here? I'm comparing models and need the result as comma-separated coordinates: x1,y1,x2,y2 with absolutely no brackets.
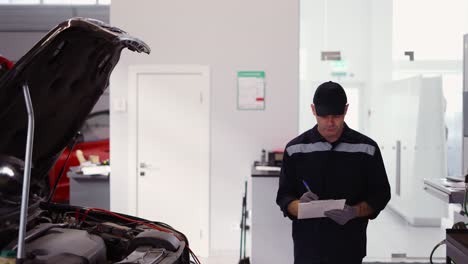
276,81,391,264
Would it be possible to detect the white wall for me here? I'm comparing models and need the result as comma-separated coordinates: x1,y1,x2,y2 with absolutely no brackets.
110,0,299,253
299,0,372,133
368,0,393,138
300,0,370,83
299,0,394,136
392,0,468,61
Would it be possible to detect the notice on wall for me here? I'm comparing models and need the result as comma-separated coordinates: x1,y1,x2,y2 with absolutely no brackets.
237,71,265,110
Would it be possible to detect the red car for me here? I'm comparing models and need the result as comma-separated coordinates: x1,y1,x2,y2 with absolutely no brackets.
48,111,110,203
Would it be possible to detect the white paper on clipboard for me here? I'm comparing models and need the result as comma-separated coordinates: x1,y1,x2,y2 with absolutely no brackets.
298,199,346,219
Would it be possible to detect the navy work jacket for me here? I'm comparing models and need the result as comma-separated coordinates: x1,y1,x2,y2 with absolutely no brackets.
276,124,391,263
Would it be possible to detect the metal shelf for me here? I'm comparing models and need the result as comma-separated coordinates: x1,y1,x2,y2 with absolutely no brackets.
423,178,465,204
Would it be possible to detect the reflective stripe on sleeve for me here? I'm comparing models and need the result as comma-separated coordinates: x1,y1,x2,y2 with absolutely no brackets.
334,142,375,156
286,142,332,156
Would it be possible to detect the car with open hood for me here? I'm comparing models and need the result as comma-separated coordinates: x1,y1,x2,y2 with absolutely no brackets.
0,18,197,264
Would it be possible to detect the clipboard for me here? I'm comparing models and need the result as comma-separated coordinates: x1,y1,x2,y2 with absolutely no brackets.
298,199,346,219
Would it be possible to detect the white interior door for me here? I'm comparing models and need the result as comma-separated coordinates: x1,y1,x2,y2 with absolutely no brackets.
133,65,210,257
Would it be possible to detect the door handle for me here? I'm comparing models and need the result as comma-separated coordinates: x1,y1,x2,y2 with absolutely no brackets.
395,140,401,196
139,162,159,171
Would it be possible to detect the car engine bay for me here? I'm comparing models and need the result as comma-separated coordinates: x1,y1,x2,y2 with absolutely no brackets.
1,202,190,264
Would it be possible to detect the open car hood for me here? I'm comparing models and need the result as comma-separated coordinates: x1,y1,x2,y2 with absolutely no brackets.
0,17,150,199
0,19,194,264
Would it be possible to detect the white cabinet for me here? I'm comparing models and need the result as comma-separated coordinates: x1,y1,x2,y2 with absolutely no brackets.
251,175,293,264
373,76,447,226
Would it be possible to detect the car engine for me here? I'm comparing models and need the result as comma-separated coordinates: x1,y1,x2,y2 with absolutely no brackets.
1,203,189,264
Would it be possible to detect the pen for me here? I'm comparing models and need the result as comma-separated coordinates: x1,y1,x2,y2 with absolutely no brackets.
302,180,312,193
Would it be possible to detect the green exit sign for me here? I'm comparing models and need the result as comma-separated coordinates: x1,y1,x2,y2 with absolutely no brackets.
330,60,347,77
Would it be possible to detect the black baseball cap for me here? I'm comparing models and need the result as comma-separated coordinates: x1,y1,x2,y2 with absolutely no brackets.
313,81,347,116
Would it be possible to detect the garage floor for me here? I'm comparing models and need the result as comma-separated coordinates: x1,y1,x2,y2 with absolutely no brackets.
365,209,446,262
200,208,447,264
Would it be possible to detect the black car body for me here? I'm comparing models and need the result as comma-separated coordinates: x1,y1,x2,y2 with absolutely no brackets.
0,18,193,264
